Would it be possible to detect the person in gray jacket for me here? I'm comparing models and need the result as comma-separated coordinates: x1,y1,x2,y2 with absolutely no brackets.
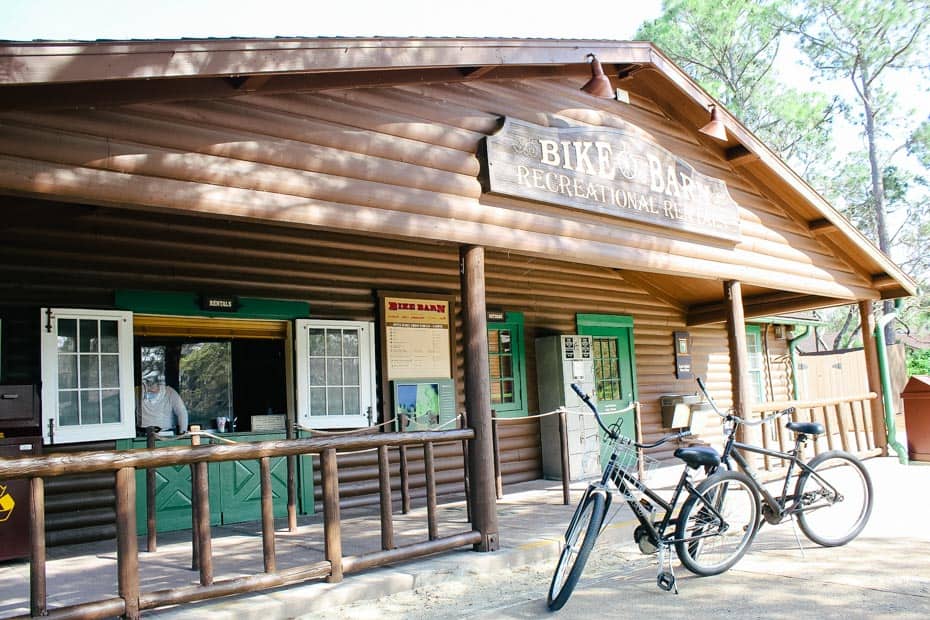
137,369,189,434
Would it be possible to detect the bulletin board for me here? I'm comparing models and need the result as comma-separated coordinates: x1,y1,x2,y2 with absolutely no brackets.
378,291,456,422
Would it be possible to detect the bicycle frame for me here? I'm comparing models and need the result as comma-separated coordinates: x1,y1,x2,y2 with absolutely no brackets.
720,430,843,521
589,442,731,548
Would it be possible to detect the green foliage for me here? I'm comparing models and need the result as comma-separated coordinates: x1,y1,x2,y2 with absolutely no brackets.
637,0,837,176
907,348,930,375
179,342,232,423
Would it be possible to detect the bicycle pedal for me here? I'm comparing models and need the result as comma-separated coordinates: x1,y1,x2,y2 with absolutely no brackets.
657,572,676,592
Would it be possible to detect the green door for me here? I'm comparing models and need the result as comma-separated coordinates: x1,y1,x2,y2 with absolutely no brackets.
577,314,637,440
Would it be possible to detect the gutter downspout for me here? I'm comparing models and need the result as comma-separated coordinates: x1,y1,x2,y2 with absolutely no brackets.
875,304,908,464
787,326,810,401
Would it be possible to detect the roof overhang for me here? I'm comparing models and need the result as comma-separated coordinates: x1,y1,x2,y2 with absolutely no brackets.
0,36,917,304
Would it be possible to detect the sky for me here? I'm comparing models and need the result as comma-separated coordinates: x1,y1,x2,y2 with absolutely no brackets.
0,0,663,41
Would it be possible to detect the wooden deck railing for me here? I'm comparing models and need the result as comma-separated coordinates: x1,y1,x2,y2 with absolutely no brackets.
748,393,881,470
0,429,476,620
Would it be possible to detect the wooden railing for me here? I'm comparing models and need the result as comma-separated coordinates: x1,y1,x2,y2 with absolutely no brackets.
748,393,881,470
0,429,476,620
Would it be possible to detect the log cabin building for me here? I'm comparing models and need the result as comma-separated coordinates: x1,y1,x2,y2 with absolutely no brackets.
0,38,915,547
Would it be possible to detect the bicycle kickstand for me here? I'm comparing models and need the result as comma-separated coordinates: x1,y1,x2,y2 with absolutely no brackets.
788,515,806,559
656,543,678,594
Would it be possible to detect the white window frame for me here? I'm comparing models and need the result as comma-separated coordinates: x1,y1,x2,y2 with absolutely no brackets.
40,308,136,444
295,319,376,429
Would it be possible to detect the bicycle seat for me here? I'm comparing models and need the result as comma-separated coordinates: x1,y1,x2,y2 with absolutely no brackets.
674,446,721,469
786,421,824,436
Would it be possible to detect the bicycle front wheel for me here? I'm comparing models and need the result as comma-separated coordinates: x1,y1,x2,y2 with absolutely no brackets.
547,489,607,611
795,451,873,546
675,469,759,576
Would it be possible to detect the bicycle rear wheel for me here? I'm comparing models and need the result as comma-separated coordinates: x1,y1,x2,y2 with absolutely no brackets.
795,451,872,546
547,489,608,610
675,469,759,576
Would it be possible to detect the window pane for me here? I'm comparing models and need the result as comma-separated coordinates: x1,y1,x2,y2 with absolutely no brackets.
99,320,119,353
59,355,77,389
343,330,358,356
500,356,513,378
58,319,77,353
80,355,100,388
309,329,325,356
344,387,360,416
344,358,359,385
490,381,502,404
309,358,326,385
79,319,99,353
326,330,342,357
502,380,515,403
327,358,343,384
488,330,500,353
100,355,120,389
101,389,121,423
179,342,232,422
310,387,326,415
500,330,512,354
80,391,101,425
59,391,79,426
326,387,343,415
488,356,502,380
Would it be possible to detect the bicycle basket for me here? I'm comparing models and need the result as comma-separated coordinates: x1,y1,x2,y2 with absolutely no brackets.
604,437,659,500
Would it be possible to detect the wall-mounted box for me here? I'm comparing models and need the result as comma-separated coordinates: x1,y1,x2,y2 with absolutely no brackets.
660,394,702,429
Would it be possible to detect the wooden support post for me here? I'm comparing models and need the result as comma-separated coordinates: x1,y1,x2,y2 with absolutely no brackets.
558,410,571,505
115,467,140,620
492,416,502,499
378,445,395,550
29,477,46,618
260,457,276,573
285,417,298,532
460,245,499,552
146,427,157,552
190,426,201,572
724,281,753,461
858,300,888,455
399,415,411,514
322,448,343,582
193,460,213,586
424,442,438,540
460,410,472,522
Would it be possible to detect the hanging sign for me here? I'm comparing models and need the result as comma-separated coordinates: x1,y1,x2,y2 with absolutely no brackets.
480,117,741,242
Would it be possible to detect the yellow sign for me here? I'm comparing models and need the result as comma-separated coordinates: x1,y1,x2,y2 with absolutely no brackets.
0,484,15,522
384,297,450,327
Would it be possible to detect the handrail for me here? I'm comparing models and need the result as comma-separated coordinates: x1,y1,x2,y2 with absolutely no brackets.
0,430,473,479
5,427,477,619
749,393,877,412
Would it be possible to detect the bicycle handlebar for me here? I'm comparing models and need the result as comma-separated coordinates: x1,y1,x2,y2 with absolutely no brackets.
570,383,689,447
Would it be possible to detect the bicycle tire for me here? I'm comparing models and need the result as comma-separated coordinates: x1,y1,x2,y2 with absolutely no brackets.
547,489,607,610
675,469,759,576
795,450,873,547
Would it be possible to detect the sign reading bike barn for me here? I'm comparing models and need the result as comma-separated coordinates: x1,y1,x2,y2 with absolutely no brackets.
479,117,741,243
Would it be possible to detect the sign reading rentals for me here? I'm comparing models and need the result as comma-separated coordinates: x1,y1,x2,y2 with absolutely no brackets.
480,117,741,242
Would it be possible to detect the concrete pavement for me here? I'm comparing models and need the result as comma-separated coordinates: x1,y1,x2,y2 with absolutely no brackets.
0,456,927,618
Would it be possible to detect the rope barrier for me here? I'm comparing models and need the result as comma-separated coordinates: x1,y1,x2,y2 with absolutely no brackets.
489,401,636,422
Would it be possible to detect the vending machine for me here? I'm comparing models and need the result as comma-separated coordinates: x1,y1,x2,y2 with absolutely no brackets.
536,335,600,481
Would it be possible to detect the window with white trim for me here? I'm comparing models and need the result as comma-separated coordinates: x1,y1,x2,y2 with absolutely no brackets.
40,309,136,444
295,319,375,429
746,325,766,403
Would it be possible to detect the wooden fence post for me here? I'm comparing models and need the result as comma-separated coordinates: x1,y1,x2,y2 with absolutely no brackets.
115,467,140,619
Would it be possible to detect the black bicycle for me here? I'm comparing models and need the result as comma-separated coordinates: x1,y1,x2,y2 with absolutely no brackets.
548,384,760,611
696,377,873,547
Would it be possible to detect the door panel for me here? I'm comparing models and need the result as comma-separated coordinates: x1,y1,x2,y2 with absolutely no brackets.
577,315,637,440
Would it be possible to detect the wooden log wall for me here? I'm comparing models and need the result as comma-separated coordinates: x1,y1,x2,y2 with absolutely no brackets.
0,73,824,506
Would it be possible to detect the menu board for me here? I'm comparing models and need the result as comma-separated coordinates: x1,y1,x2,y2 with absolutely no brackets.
383,296,452,380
